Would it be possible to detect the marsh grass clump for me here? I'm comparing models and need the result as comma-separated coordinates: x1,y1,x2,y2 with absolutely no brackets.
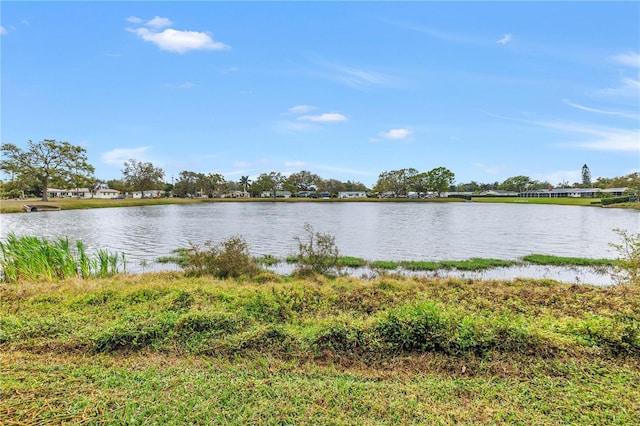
0,233,124,283
183,236,261,279
523,254,615,267
337,256,367,268
370,260,400,270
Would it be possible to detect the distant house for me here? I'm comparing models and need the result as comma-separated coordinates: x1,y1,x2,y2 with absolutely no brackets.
338,191,367,199
132,189,164,198
480,190,519,197
46,188,66,198
444,191,472,198
47,187,120,199
519,187,628,198
260,191,291,198
296,191,317,198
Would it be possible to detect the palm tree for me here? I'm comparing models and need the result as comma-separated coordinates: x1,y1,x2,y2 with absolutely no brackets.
239,176,251,197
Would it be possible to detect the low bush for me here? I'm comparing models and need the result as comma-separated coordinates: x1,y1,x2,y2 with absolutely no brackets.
291,224,342,277
610,228,640,285
183,236,261,279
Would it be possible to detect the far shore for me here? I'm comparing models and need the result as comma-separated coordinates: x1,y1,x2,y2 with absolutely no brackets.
1,195,638,214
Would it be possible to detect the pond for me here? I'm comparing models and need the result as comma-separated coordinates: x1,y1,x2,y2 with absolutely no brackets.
1,202,638,285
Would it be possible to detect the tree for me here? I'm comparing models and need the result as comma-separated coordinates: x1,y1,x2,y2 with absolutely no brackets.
1,139,94,201
287,170,321,193
373,168,418,197
499,175,532,193
239,175,251,197
251,172,284,198
344,180,368,192
173,171,200,197
424,167,455,197
582,164,592,187
201,173,226,198
122,159,165,198
106,179,129,194
317,178,346,197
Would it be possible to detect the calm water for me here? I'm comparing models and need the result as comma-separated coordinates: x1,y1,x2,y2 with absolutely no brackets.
1,202,638,283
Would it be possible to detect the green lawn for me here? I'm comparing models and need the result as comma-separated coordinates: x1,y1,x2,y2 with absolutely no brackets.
2,273,638,424
471,197,602,206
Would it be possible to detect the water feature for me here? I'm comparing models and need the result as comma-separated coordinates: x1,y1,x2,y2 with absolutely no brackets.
1,202,637,284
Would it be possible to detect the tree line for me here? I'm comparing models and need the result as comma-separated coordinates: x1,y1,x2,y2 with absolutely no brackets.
1,139,638,201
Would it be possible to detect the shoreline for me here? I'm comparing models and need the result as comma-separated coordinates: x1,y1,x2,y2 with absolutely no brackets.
2,196,638,214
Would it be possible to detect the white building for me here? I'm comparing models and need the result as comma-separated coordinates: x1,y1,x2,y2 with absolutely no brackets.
338,191,368,199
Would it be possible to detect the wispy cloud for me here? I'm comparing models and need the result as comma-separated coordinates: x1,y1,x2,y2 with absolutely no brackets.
497,34,512,45
549,122,639,152
101,147,151,166
285,161,308,168
484,112,638,153
563,99,638,119
309,57,398,90
233,161,253,168
382,19,479,45
127,16,229,54
612,52,640,68
380,128,412,140
298,113,347,123
599,51,640,97
273,121,319,134
472,163,506,175
537,169,581,186
164,81,198,89
288,105,316,114
312,164,377,177
0,26,7,35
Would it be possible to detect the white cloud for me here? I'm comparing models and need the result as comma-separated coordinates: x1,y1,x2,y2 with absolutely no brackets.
288,105,316,114
101,147,151,165
497,34,512,45
127,18,229,54
298,113,347,123
0,26,7,35
146,16,172,29
129,28,229,53
380,128,411,140
612,52,640,68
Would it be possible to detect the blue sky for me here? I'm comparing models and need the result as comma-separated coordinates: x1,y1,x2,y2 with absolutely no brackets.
2,1,638,187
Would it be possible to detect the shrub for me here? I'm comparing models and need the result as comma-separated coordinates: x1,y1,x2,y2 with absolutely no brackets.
183,236,261,279
610,228,640,285
292,224,341,277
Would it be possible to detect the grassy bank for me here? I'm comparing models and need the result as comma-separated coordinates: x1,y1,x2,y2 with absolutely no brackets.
2,273,639,424
470,197,602,206
0,197,466,214
6,195,637,214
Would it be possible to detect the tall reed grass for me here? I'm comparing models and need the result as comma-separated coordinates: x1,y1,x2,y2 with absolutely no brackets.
0,233,125,283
